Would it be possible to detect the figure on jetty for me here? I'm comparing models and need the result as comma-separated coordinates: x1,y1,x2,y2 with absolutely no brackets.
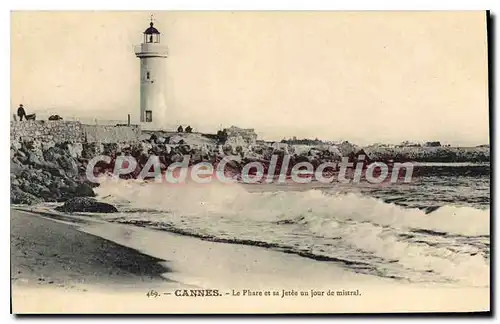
17,104,26,121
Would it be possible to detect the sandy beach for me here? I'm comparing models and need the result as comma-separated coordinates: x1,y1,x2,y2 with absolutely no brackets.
10,208,490,314
10,209,176,291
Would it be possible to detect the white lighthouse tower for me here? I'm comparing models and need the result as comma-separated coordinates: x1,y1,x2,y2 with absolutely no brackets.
134,18,168,126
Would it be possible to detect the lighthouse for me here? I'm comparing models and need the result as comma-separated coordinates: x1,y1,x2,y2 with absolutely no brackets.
134,19,168,126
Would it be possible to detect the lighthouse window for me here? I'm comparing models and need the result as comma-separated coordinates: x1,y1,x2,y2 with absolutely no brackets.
145,110,152,122
146,72,150,80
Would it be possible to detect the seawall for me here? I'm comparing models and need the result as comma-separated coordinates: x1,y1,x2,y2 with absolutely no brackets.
10,121,141,144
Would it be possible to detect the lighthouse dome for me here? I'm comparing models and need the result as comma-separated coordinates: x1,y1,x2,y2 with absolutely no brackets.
144,22,160,34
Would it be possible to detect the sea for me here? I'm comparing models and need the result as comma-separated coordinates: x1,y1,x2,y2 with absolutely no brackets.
91,162,490,288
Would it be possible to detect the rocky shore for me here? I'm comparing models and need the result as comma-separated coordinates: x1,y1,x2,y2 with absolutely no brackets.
10,136,490,206
11,140,95,205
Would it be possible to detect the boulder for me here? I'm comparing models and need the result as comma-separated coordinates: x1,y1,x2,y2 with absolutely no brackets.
55,197,118,213
43,146,62,163
66,143,83,158
11,140,22,150
10,162,26,177
11,176,20,186
11,186,43,205
74,182,96,197
41,140,55,151
20,182,48,197
170,153,185,163
57,154,79,177
15,150,28,163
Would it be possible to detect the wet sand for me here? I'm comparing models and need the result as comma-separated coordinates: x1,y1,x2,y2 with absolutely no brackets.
11,209,171,291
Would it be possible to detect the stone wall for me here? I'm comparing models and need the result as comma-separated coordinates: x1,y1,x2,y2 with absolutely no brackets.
10,121,85,143
10,121,142,144
82,124,142,143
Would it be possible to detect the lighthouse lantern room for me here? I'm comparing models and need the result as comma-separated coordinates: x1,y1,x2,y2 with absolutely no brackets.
134,17,168,125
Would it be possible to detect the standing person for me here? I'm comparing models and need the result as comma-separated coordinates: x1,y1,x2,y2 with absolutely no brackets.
17,104,26,121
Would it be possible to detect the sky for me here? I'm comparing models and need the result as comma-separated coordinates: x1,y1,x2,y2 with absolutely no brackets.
11,11,489,145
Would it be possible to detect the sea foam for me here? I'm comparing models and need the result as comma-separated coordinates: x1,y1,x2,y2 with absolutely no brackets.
93,179,490,286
